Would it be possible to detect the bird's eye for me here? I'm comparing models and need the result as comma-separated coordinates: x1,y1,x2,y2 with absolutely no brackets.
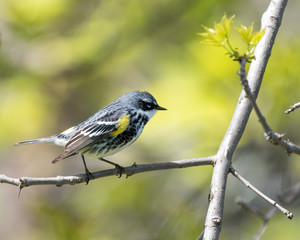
139,100,154,110
146,103,153,109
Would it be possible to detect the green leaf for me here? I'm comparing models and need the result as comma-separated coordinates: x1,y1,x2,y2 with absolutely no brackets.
198,26,224,46
221,14,235,38
236,24,265,47
251,28,265,45
198,14,235,48
236,23,253,45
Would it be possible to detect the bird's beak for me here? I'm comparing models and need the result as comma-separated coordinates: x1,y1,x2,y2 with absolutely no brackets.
156,105,167,111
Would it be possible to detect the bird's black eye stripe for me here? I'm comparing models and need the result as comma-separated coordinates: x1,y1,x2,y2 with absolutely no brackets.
139,100,155,111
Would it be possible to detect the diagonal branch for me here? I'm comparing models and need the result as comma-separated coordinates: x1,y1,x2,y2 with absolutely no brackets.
0,156,215,188
238,56,300,155
236,182,300,240
230,166,293,219
236,198,278,240
236,197,267,220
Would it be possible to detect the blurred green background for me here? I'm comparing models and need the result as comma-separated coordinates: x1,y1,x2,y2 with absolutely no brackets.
1,0,300,239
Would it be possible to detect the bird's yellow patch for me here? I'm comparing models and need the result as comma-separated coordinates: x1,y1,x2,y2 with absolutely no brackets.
61,126,75,135
110,115,130,136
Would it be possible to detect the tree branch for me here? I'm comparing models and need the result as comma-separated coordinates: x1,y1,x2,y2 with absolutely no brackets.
203,0,288,239
230,166,293,219
285,102,300,114
0,157,215,188
236,182,300,240
236,198,278,240
236,197,267,220
238,56,300,155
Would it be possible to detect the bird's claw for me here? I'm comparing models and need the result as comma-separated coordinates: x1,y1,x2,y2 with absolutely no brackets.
115,164,125,178
85,170,94,185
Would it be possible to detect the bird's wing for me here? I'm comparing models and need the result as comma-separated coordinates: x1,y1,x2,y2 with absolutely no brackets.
52,111,130,163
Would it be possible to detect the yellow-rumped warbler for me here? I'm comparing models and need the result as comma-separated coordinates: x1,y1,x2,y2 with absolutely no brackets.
15,91,166,183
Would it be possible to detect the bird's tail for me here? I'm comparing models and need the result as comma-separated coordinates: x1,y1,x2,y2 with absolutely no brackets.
14,136,56,146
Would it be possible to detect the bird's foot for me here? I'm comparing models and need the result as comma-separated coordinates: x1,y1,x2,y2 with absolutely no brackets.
115,164,125,178
99,157,125,178
85,169,94,185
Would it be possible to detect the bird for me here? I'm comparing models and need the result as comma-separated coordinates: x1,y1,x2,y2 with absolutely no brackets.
15,90,167,183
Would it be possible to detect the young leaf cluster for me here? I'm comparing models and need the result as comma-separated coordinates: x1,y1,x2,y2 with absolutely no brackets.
198,15,265,62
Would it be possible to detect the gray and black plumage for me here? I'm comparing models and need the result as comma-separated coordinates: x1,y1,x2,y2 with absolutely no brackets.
15,91,167,183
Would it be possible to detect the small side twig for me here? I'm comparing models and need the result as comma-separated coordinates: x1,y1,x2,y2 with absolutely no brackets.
238,57,300,155
236,197,266,220
285,102,300,114
229,165,293,219
252,207,277,240
255,182,300,239
196,229,205,240
252,207,278,240
236,182,300,240
236,198,277,240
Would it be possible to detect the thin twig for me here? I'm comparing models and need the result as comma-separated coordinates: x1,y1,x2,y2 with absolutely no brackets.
253,182,300,239
236,182,300,240
196,229,205,240
0,156,215,188
230,166,293,219
236,198,277,240
238,57,300,155
285,102,300,114
279,182,300,204
236,197,266,220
